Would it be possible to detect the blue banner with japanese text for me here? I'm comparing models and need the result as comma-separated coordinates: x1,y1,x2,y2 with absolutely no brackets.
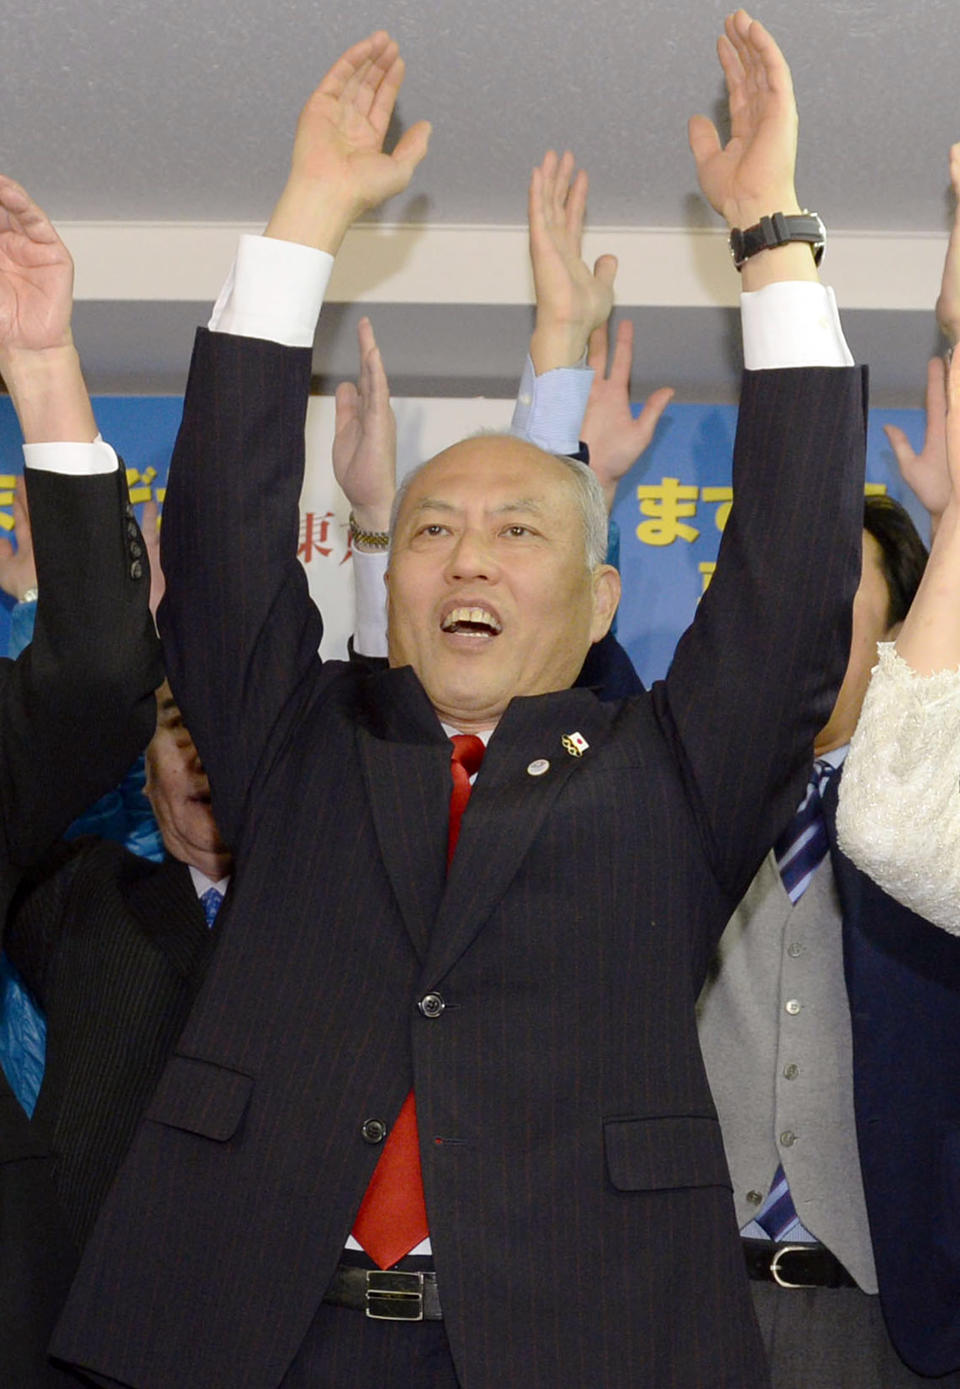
0,394,931,687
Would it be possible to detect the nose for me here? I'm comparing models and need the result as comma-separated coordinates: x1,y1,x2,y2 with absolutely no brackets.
443,526,499,584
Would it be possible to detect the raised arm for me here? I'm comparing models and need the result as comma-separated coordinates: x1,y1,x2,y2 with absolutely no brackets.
663,11,864,906
158,35,428,841
333,315,396,538
511,151,619,460
887,147,960,675
0,175,98,444
688,8,815,290
582,318,673,513
884,358,949,538
527,150,616,374
834,145,960,932
333,315,395,658
0,176,160,861
266,32,430,255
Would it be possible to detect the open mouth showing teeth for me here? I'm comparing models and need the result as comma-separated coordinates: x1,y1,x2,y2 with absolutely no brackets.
441,606,502,636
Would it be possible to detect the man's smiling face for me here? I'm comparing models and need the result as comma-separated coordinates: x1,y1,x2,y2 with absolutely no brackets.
385,435,619,732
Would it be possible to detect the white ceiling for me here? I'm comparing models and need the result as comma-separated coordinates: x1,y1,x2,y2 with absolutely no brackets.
1,0,956,400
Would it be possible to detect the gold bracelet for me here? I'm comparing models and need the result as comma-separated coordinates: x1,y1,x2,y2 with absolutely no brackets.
348,511,390,551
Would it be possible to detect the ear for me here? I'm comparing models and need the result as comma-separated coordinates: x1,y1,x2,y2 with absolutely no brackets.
589,564,621,642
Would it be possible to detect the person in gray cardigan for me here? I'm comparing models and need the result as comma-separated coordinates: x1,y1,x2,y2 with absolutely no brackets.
697,492,942,1386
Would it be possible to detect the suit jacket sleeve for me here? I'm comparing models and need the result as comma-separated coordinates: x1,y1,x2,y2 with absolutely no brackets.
0,466,161,870
658,365,866,903
157,329,325,848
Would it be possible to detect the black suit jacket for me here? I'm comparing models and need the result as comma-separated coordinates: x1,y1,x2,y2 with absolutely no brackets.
7,845,214,1252
0,465,160,1388
822,779,960,1377
54,331,866,1389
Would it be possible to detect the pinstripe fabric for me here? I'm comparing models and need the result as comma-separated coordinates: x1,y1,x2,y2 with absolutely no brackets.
7,843,215,1250
53,333,865,1389
0,466,161,1388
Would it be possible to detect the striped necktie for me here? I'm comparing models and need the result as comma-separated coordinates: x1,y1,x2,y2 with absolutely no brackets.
351,734,485,1270
774,759,837,903
756,760,839,1243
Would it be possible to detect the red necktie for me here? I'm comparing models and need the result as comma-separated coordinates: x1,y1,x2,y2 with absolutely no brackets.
352,734,486,1269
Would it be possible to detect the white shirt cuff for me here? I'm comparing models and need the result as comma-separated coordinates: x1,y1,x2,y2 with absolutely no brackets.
352,548,388,658
741,282,854,370
510,354,593,455
23,435,119,476
209,234,334,348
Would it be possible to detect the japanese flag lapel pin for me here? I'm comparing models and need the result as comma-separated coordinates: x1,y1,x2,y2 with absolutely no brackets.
561,731,589,758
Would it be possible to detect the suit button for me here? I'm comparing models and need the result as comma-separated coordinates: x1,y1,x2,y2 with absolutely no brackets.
130,541,143,558
361,1118,387,1144
130,560,143,580
418,992,445,1018
126,520,139,539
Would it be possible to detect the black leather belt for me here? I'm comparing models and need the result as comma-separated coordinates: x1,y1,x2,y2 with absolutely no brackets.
743,1238,856,1289
323,1264,444,1321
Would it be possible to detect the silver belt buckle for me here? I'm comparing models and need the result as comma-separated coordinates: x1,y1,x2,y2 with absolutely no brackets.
770,1243,816,1290
365,1269,425,1321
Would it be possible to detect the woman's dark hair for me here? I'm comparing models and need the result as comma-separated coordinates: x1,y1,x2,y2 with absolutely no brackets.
863,494,928,630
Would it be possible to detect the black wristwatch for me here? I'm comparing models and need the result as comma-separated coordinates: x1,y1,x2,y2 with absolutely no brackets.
729,212,826,270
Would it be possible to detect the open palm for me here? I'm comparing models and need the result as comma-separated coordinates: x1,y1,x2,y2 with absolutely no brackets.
688,10,798,227
289,33,431,221
0,176,73,352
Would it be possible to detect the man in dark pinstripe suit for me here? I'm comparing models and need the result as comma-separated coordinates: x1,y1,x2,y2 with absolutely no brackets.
53,19,866,1389
0,175,161,1387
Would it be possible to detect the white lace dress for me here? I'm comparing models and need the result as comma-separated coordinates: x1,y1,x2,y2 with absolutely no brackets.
837,641,960,934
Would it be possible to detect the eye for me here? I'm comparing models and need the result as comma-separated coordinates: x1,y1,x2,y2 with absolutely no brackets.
416,523,449,538
501,524,536,538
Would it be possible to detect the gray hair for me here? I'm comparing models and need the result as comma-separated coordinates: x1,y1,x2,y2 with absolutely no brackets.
389,433,609,571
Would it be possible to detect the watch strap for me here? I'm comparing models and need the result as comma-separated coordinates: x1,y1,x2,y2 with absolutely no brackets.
730,212,825,270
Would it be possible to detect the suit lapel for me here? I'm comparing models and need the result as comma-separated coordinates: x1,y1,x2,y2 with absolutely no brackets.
356,666,451,960
426,689,614,984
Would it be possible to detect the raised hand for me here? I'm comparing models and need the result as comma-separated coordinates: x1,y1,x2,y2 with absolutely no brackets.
0,176,74,358
332,316,396,534
878,152,960,677
885,358,949,535
0,476,36,601
266,32,431,253
890,149,960,537
582,318,674,513
688,10,799,231
936,143,960,345
528,150,617,374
